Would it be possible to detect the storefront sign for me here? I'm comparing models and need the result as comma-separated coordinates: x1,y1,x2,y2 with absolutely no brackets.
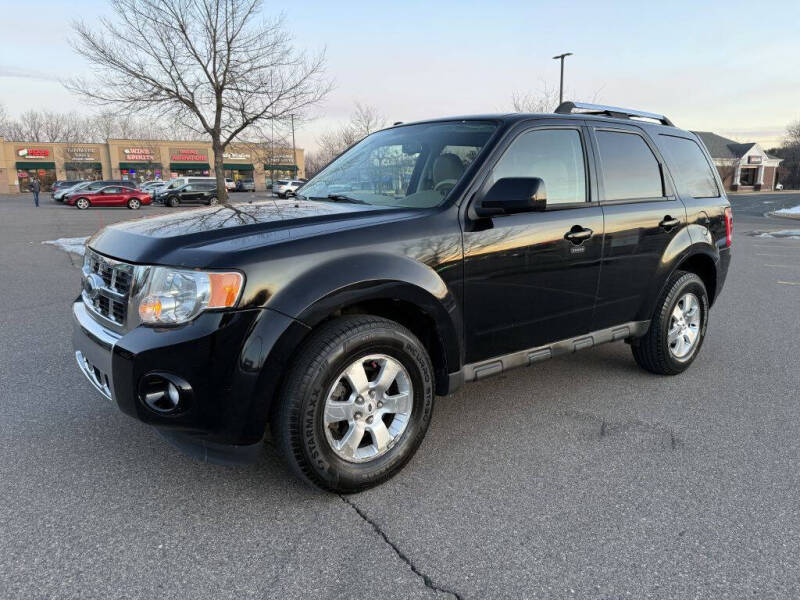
223,151,251,161
65,147,99,162
748,156,762,165
120,147,159,162
170,148,208,162
16,147,51,159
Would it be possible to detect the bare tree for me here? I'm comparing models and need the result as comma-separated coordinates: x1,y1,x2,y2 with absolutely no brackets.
511,82,560,113
68,0,329,201
306,102,387,178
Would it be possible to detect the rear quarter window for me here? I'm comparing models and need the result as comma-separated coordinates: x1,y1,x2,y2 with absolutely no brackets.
658,135,720,198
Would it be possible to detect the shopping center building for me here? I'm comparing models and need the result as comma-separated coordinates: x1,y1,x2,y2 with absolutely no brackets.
0,138,304,192
693,132,782,192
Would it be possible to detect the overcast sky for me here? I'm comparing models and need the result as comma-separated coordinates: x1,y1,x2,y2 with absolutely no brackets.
1,0,798,151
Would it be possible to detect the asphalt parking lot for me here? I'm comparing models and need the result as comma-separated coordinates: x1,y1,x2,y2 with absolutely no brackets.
1,192,799,599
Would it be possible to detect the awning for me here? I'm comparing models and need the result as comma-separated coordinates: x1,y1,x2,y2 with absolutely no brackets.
170,162,210,170
119,162,162,170
223,163,254,170
264,164,298,172
16,161,56,170
65,162,102,170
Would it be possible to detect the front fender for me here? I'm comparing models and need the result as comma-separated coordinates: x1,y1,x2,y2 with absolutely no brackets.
267,253,462,374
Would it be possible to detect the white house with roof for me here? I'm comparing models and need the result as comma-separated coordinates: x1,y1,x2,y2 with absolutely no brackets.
693,132,782,192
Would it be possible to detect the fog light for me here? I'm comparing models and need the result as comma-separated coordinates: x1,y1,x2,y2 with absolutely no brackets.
139,372,192,414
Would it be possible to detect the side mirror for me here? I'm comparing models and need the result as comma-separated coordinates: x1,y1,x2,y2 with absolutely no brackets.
473,177,547,217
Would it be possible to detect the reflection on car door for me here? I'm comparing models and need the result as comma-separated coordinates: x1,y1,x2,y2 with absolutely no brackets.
97,186,122,206
588,125,688,330
462,123,604,362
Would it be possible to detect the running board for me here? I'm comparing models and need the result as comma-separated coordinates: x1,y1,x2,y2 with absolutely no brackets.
449,321,650,389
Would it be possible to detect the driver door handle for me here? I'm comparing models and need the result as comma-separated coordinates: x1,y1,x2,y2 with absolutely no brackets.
564,226,593,244
660,216,680,230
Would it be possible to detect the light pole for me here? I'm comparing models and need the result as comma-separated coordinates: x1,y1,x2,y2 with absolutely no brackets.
552,52,573,105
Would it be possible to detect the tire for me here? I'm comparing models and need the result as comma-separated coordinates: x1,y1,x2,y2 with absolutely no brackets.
168,197,180,208
272,315,435,493
632,271,709,375
75,197,90,210
127,197,141,210
207,196,218,206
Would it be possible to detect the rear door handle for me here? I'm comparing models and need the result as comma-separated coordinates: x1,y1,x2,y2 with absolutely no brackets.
659,216,680,230
564,226,593,244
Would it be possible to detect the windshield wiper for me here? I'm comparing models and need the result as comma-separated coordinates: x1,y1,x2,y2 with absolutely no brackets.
306,194,369,205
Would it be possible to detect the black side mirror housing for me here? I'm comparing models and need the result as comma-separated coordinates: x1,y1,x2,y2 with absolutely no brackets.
472,177,547,217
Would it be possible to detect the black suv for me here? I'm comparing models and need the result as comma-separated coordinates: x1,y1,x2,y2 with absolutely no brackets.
161,182,220,207
73,103,732,492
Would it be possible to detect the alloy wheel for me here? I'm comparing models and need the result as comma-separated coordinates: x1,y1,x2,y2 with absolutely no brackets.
323,354,413,463
668,292,701,359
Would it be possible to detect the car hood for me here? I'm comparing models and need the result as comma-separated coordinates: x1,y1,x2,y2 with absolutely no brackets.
88,199,421,266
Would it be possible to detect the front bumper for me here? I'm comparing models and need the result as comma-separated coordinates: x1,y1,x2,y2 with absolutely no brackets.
72,300,300,445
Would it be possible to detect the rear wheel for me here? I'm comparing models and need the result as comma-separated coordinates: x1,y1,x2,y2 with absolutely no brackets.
75,197,90,210
632,271,708,375
272,316,435,493
127,197,141,209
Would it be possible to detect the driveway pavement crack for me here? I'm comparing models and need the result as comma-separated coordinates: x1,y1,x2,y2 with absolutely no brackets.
340,495,462,599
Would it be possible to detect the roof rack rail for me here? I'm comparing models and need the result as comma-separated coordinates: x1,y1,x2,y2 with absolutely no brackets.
555,101,675,127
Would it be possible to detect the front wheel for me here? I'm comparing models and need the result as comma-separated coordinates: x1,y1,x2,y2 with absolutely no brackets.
632,271,708,375
272,316,435,493
75,198,90,210
168,197,180,208
127,198,141,209
207,196,218,206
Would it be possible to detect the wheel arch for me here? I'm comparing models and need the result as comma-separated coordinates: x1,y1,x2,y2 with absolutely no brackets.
295,282,461,396
676,251,718,305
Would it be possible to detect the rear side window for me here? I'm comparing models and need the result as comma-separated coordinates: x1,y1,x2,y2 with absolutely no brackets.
490,128,587,205
596,131,663,201
659,135,720,198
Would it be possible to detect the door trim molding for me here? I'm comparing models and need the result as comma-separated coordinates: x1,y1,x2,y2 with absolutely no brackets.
447,320,650,391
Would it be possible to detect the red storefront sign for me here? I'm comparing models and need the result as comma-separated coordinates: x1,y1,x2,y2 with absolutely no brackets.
170,149,208,161
17,148,50,158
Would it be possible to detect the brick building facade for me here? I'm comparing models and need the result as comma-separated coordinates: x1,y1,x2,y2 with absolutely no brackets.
694,132,782,192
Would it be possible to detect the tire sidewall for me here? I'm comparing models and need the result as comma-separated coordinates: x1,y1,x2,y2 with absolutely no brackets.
127,198,140,209
76,198,89,210
169,197,179,207
660,274,709,371
293,326,434,491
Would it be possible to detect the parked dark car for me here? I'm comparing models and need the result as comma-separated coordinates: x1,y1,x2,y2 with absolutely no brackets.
65,185,152,210
73,103,732,492
160,182,220,207
235,178,255,192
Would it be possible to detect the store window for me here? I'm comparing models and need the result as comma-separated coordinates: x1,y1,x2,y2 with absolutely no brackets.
65,163,103,181
17,168,57,191
739,168,757,186
121,164,163,183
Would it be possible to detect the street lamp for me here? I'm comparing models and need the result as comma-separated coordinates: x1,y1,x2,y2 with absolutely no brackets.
552,52,573,105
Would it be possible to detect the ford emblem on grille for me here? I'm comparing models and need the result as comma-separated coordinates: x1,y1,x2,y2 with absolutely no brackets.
84,273,105,300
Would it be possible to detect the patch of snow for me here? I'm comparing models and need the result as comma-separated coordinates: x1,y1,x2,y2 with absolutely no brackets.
754,230,800,239
775,204,800,215
42,236,89,255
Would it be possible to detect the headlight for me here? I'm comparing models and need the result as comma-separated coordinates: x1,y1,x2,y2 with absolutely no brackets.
137,267,244,325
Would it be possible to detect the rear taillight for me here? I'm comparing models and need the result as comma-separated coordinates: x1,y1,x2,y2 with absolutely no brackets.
724,207,733,247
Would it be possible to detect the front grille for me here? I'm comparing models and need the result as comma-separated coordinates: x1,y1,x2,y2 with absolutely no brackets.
82,249,135,327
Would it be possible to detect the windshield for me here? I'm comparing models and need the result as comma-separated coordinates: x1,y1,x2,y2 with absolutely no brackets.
299,120,497,208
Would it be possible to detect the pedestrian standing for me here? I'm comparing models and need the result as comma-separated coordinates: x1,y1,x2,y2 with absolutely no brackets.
30,178,41,207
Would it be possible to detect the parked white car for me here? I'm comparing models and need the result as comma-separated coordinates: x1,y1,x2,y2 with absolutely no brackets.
273,179,304,198
225,178,236,191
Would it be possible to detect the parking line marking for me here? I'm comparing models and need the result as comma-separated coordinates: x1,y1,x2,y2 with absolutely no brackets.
764,264,800,268
752,244,800,249
755,253,800,257
777,281,800,286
